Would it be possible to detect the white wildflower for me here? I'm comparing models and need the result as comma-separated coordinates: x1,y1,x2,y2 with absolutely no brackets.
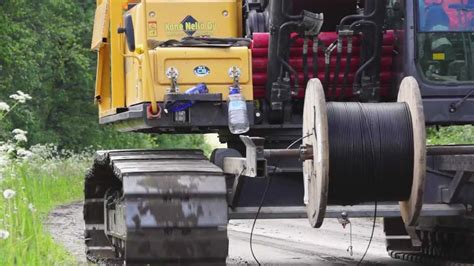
16,148,33,158
9,91,32,103
11,129,28,143
0,142,13,152
0,102,10,112
12,129,27,135
7,146,15,154
28,203,36,212
9,94,22,102
3,189,16,199
13,134,27,143
0,155,7,168
17,90,32,100
0,229,9,240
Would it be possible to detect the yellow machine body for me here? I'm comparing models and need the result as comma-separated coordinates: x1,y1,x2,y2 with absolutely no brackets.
91,0,251,118
125,47,253,105
144,0,243,40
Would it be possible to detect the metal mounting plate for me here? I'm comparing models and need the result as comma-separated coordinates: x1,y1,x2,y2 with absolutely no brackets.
223,135,258,177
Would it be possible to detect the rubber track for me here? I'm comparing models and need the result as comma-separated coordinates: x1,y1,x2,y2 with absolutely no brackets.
388,229,474,265
84,149,229,264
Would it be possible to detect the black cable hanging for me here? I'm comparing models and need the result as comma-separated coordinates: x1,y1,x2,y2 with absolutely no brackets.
326,102,414,204
249,134,312,265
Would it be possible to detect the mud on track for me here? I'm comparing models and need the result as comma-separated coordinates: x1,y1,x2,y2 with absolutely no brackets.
46,202,414,265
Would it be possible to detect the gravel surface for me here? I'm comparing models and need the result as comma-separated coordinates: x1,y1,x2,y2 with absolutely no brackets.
46,202,414,265
46,202,88,265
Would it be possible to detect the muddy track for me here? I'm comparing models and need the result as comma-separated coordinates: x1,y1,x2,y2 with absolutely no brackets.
46,202,414,265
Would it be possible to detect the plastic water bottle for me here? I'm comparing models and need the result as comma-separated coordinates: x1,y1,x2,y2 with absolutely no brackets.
228,87,249,134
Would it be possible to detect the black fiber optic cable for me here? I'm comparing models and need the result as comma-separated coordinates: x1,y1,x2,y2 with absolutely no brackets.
326,102,414,204
250,134,312,265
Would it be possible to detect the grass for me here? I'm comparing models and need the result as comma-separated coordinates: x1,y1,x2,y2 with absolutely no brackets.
0,153,89,265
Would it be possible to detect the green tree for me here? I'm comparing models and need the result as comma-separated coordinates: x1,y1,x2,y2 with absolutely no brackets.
0,0,208,151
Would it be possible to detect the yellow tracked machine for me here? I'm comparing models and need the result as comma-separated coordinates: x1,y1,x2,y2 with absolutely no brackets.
85,0,474,264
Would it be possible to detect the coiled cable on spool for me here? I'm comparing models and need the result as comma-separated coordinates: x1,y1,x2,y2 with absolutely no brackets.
303,77,426,228
326,102,414,204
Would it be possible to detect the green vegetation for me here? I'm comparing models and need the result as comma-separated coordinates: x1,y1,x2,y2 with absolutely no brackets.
0,0,100,151
0,0,209,151
0,103,211,265
0,149,88,265
0,0,211,259
427,125,474,145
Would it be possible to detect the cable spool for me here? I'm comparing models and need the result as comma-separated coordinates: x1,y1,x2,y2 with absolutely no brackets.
327,101,414,204
303,77,426,228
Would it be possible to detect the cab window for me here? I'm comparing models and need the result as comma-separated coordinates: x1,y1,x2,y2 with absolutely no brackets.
419,0,474,32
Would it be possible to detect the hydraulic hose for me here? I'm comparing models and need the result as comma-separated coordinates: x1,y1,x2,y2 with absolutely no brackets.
349,20,378,90
312,36,320,81
281,1,303,21
338,1,385,96
338,0,379,27
277,21,300,95
303,37,309,85
340,35,353,100
332,35,344,100
324,41,337,95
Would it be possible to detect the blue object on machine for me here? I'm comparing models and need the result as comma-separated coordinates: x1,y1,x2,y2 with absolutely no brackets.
186,82,209,94
228,86,249,134
424,3,450,31
167,83,208,112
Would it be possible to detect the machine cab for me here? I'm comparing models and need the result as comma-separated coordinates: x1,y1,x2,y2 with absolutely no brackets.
404,0,474,124
417,0,474,82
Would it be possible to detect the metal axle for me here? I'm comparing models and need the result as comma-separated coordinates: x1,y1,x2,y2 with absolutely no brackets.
263,145,313,161
229,204,468,220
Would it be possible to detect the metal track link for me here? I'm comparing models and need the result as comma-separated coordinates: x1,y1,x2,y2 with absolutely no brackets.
84,149,229,264
388,229,474,265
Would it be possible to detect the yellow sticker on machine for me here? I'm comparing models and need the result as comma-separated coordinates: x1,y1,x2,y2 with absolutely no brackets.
148,21,157,37
141,0,241,41
165,15,216,37
432,53,445,61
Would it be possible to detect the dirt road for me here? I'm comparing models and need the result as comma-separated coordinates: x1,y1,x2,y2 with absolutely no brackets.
46,202,413,265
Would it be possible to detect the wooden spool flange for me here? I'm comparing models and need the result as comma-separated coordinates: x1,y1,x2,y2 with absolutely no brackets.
303,79,329,228
397,77,426,226
303,77,426,228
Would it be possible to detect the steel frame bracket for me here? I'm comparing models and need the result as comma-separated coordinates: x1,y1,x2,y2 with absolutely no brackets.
440,171,473,204
223,135,266,178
